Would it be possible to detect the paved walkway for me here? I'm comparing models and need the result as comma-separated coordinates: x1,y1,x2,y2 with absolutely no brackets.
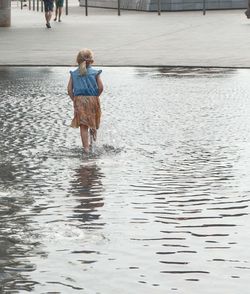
0,1,250,67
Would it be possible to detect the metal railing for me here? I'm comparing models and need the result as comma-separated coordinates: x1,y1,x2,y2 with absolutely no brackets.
19,0,207,17
81,0,207,16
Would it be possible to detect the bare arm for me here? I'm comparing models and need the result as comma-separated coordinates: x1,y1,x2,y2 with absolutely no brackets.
96,75,104,97
67,76,74,101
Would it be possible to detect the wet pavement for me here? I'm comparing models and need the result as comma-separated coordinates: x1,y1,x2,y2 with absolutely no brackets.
1,4,250,67
0,67,250,293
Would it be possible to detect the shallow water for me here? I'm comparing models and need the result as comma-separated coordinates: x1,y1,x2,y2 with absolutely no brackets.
0,67,250,293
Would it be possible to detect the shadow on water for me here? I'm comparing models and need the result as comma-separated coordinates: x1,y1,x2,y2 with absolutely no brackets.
135,67,237,79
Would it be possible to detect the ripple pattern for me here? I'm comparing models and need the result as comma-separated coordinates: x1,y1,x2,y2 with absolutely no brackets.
0,67,250,293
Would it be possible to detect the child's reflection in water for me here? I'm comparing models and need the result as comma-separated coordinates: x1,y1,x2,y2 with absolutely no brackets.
70,163,104,224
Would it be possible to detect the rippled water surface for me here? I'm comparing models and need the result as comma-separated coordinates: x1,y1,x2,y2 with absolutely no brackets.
0,67,250,293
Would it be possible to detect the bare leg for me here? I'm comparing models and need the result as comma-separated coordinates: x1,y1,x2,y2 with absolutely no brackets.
80,125,89,153
58,7,62,21
45,11,52,27
90,129,97,141
245,0,250,18
54,7,58,20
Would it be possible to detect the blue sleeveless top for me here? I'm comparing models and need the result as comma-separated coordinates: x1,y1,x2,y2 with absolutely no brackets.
70,66,102,96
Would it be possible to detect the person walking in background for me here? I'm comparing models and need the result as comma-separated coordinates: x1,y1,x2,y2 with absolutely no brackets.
43,0,54,28
54,0,64,22
245,0,250,18
67,49,104,153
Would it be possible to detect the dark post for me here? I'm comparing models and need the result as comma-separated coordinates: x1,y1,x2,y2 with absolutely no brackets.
85,0,88,16
157,0,161,15
65,0,68,15
203,0,206,15
0,0,11,26
33,0,35,10
21,0,23,9
41,0,43,12
37,0,39,11
118,0,120,15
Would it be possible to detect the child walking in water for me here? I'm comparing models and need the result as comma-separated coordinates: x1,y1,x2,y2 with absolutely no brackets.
67,49,103,153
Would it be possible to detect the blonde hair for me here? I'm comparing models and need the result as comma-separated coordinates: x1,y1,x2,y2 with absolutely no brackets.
76,48,94,76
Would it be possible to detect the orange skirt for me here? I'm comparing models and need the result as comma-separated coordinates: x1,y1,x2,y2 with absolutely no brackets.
71,96,101,130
